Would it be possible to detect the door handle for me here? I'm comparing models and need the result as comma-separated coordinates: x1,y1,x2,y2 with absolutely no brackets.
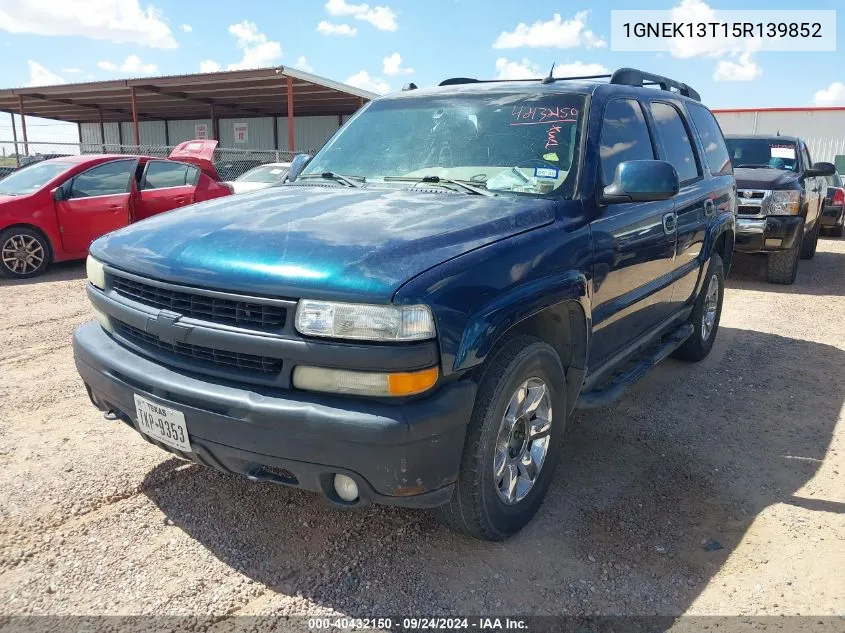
662,212,677,235
704,199,716,216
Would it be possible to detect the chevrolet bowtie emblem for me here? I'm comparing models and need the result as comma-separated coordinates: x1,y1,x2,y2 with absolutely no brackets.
146,310,192,344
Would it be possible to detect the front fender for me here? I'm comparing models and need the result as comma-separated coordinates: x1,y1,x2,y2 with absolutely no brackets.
699,210,735,283
454,271,589,372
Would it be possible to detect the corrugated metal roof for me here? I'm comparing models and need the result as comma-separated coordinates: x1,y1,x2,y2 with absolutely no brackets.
0,66,376,124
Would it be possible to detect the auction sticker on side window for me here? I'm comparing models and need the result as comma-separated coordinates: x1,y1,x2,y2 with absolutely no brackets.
134,394,192,452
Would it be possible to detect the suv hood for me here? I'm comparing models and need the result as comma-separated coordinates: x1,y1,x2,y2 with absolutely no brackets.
734,167,801,190
91,186,556,302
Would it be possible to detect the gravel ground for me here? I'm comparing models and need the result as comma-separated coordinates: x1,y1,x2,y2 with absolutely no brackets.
0,238,843,620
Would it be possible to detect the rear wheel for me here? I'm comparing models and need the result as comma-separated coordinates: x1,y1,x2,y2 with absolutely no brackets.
434,335,566,540
832,223,844,238
673,252,724,362
0,227,51,279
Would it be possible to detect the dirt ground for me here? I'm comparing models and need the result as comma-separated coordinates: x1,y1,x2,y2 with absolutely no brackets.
0,238,843,620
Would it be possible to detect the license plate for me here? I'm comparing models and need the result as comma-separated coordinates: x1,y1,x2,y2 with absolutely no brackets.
133,394,192,453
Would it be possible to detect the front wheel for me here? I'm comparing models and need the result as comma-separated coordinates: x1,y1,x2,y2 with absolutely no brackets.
434,335,566,540
673,252,725,362
0,227,51,279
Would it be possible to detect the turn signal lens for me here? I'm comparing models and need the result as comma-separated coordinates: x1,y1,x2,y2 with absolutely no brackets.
292,365,439,397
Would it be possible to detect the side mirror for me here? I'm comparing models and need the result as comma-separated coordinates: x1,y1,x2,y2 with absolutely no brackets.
52,184,67,201
600,160,680,205
805,161,835,178
286,153,312,182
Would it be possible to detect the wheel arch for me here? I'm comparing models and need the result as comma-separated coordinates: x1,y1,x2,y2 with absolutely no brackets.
0,223,56,263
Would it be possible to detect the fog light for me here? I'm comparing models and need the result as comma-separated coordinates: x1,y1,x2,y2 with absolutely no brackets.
334,473,359,502
765,238,783,248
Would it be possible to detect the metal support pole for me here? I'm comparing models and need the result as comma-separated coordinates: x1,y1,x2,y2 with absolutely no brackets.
17,95,29,156
209,103,216,140
10,112,19,167
130,87,140,148
98,108,106,153
286,75,295,153
357,96,365,110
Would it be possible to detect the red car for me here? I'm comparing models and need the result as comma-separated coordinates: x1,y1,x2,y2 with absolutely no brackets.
0,140,232,279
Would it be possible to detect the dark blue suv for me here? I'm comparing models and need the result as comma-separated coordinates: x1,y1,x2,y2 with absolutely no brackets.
74,68,736,540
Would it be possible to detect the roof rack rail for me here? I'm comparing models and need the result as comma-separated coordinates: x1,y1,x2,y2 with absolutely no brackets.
438,67,700,102
609,68,700,102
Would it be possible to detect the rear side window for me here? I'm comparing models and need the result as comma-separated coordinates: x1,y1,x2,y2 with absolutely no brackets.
142,161,200,190
687,103,732,176
70,160,135,199
649,102,700,184
599,99,655,185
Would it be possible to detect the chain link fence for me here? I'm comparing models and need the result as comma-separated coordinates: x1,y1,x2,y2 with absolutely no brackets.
0,140,304,181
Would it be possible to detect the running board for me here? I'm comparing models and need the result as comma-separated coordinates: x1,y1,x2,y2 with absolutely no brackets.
576,322,694,410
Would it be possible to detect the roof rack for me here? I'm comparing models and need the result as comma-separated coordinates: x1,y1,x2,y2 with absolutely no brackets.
438,67,700,102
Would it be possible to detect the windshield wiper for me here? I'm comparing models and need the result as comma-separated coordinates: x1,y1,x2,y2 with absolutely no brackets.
383,176,493,197
299,172,364,188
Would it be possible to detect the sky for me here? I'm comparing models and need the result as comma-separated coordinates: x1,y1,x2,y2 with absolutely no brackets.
0,0,842,145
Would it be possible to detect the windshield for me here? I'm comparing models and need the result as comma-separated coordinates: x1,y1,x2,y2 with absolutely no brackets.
236,164,290,183
726,138,798,171
301,92,586,197
0,161,72,196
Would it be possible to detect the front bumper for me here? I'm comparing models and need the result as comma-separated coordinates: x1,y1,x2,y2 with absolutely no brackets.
734,215,803,253
73,321,476,508
820,204,844,228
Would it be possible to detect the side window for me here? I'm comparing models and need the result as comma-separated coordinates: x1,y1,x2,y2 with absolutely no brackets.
599,99,655,185
142,161,198,190
69,160,135,199
648,102,701,184
687,103,732,175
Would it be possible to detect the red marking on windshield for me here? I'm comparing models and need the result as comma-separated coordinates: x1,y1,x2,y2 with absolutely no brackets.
545,125,562,149
511,105,578,126
510,119,576,126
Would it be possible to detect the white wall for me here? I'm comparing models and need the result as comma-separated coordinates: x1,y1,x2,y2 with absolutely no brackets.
714,109,845,164
276,115,340,152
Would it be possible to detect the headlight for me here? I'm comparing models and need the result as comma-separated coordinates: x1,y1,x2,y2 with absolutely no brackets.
86,255,106,289
293,365,439,397
767,190,801,215
295,300,435,342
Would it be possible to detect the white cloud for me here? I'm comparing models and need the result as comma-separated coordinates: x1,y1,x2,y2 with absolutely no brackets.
317,21,357,36
25,60,64,86
324,0,397,31
345,70,390,94
226,20,282,70
97,55,158,74
180,24,192,32
295,56,314,72
814,82,845,106
495,58,609,81
120,54,157,74
0,0,177,49
199,59,221,73
494,57,540,80
554,61,608,76
383,52,412,76
713,52,760,81
61,67,82,73
493,12,605,49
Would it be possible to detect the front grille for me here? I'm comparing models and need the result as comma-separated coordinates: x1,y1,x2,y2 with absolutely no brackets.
739,191,765,200
738,205,762,215
114,320,283,375
112,275,286,331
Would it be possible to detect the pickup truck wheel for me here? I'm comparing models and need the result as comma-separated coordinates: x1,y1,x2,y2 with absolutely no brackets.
672,252,724,362
800,220,819,260
765,228,802,285
434,335,566,541
0,228,51,279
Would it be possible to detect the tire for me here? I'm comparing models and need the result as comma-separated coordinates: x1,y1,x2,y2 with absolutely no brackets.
672,252,725,363
800,219,819,259
765,226,802,285
434,335,566,541
0,227,51,279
